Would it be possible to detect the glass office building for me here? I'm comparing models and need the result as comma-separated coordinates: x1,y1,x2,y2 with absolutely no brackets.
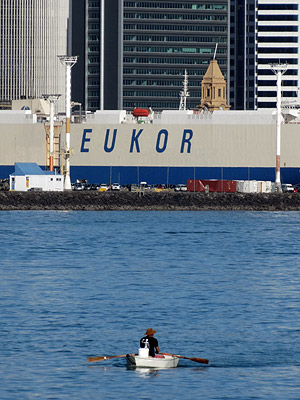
123,0,229,110
72,0,228,111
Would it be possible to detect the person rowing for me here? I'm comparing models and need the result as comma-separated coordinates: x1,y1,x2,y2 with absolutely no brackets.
140,328,160,357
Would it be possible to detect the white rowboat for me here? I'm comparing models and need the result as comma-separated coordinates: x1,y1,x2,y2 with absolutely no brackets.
126,354,179,369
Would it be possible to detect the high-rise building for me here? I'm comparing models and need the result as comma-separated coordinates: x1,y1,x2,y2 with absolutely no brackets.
256,0,300,108
123,0,229,110
230,0,300,110
72,0,229,112
229,0,256,110
71,0,123,112
0,0,70,110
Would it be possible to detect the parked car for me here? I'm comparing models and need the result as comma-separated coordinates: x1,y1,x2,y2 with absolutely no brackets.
0,178,9,191
111,183,120,191
73,182,84,191
282,183,294,193
140,181,150,190
174,184,187,192
99,183,109,192
90,183,100,191
292,183,300,193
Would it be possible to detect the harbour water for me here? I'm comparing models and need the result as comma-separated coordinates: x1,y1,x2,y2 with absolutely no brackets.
0,210,299,399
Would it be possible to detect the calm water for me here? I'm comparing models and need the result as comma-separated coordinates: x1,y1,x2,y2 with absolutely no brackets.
0,211,300,400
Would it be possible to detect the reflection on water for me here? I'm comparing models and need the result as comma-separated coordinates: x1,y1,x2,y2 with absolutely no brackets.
132,367,161,378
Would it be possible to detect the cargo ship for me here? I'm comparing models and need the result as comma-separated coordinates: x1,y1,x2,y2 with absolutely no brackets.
1,105,300,186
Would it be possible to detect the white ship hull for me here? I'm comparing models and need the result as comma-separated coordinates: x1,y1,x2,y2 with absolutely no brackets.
1,108,300,185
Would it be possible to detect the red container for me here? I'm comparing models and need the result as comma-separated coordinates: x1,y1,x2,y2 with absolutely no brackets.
187,179,237,193
187,179,205,192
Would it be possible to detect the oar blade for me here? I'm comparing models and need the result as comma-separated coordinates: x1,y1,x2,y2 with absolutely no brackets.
88,356,106,362
190,357,209,364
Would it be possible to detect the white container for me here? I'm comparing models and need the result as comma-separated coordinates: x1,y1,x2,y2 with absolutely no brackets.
257,181,267,193
265,181,272,193
236,180,244,193
138,348,149,358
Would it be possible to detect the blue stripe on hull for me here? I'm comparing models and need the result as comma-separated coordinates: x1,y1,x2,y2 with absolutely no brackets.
0,166,15,179
2,165,300,186
69,166,300,186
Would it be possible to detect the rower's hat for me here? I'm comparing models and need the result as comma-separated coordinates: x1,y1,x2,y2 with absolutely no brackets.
145,328,156,335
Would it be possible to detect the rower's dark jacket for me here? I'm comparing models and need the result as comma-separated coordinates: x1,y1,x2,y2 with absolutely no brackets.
140,335,159,357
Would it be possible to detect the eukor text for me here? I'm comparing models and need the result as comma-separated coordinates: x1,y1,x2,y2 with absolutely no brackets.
80,128,193,154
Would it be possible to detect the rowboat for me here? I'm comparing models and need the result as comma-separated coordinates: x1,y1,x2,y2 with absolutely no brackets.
126,354,179,369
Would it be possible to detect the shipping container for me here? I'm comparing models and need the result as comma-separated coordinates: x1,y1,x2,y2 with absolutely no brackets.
187,179,237,193
187,179,205,192
236,180,258,193
257,181,266,193
266,181,273,193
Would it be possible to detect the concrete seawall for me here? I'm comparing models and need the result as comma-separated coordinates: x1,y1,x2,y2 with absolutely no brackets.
1,191,300,211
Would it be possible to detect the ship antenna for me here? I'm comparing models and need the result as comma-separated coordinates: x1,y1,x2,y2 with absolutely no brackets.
179,69,190,111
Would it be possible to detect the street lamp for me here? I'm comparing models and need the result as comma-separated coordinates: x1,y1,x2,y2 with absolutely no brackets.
270,63,288,193
58,55,78,190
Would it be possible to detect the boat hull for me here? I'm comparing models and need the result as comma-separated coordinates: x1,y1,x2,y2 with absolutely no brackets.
126,354,179,369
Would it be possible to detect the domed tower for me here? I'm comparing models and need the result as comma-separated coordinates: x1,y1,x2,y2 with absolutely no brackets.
198,59,230,111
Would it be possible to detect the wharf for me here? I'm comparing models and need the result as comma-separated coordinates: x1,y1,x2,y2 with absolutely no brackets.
1,191,300,211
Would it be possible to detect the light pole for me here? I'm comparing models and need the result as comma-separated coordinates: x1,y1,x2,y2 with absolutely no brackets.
270,63,288,193
58,55,78,190
42,94,61,171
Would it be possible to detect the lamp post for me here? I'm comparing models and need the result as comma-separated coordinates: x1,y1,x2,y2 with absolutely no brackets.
42,94,61,171
58,55,78,190
270,63,288,193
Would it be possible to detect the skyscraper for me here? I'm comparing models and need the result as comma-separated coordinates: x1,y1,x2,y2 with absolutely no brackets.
256,0,300,108
72,0,228,112
71,0,123,112
229,0,256,110
0,0,70,110
123,0,229,110
230,0,300,110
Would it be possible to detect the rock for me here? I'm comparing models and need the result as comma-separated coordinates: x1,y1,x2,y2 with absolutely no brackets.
1,191,300,211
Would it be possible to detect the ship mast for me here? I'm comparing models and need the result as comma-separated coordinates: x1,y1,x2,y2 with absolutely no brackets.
179,69,190,111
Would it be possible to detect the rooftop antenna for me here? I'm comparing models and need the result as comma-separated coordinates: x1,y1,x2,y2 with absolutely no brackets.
179,69,190,111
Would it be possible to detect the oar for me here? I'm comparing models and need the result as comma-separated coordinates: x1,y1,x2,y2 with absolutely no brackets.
88,354,128,362
161,352,209,364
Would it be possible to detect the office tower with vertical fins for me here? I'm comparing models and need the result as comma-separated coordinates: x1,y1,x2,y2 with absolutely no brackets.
0,0,70,110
